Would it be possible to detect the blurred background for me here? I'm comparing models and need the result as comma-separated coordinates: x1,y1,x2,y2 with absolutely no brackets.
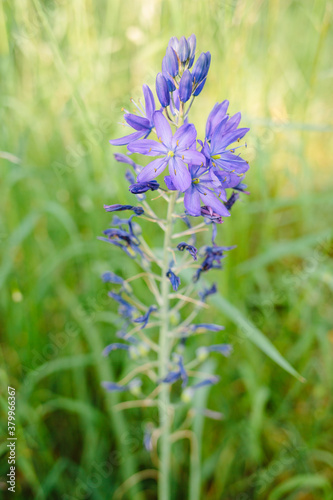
0,0,333,499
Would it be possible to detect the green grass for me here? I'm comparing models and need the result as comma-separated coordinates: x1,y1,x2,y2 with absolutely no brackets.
1,0,333,498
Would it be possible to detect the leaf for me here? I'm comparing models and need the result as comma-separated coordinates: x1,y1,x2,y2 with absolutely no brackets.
268,474,331,500
211,294,305,382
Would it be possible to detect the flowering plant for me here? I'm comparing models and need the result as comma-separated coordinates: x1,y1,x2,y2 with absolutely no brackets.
101,35,249,500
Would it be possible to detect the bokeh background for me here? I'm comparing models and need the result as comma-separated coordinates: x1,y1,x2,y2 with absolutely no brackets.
1,0,333,499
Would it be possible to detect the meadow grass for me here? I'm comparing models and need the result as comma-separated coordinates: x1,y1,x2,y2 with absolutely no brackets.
0,0,332,498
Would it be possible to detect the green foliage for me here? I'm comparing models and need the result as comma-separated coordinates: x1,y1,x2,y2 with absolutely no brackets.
1,0,332,498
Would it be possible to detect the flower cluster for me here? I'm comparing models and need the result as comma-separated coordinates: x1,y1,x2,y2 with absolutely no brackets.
101,35,250,459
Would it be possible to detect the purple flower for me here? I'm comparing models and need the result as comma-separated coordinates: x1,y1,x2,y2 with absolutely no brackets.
205,101,229,141
197,344,233,360
200,206,223,223
183,165,230,218
104,204,144,216
156,73,170,108
129,180,160,194
101,378,142,394
190,324,224,332
128,111,205,192
166,268,181,291
181,376,219,402
134,305,157,329
114,153,141,174
102,343,130,356
179,70,193,103
177,242,198,260
225,191,240,210
101,271,124,284
161,355,188,388
199,283,217,302
202,116,250,175
192,52,211,95
110,85,156,146
108,291,136,319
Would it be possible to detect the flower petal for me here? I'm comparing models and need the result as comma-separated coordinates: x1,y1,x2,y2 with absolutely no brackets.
184,186,201,215
110,130,146,146
169,156,191,191
127,139,166,156
153,110,172,148
124,113,150,131
199,191,230,217
173,123,197,149
143,84,155,121
181,149,206,166
137,158,168,182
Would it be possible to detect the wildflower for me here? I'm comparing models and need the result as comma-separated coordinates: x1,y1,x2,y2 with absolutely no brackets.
181,376,219,402
190,324,224,332
114,153,141,174
104,204,144,216
166,268,181,291
196,344,233,361
225,191,240,210
128,110,205,191
101,378,142,395
191,52,211,96
176,242,198,260
179,70,193,103
200,206,223,223
110,85,155,145
202,118,250,175
199,283,217,302
156,73,170,108
184,165,230,218
108,291,136,319
134,305,157,329
161,355,188,387
129,180,160,194
101,271,124,284
102,343,131,356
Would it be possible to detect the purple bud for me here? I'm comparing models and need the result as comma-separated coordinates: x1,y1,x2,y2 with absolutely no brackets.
162,58,176,91
165,46,179,77
101,271,124,284
192,52,211,86
178,36,189,63
188,34,196,67
177,242,198,260
103,204,144,216
156,72,170,108
164,175,177,191
179,70,193,103
102,343,130,357
129,180,160,194
225,192,240,210
166,269,181,291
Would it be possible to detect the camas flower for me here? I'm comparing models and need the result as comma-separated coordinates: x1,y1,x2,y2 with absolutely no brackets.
202,117,250,176
110,85,156,146
183,165,231,217
177,242,198,260
128,111,205,191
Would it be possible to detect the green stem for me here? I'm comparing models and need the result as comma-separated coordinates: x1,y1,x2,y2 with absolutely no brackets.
158,191,177,500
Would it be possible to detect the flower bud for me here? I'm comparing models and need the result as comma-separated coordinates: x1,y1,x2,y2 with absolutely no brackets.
178,36,189,63
188,34,196,68
179,70,192,103
192,52,211,86
156,73,170,107
165,46,179,77
162,58,176,91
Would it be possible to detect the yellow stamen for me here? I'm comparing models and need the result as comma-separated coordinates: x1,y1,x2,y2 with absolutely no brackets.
168,151,175,157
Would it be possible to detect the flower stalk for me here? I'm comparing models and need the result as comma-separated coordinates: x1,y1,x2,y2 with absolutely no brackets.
158,190,177,500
